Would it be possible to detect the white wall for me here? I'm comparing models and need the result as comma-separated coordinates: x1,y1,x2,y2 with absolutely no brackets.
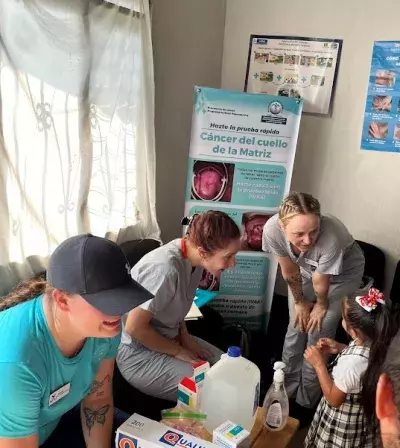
152,0,227,242
222,0,400,292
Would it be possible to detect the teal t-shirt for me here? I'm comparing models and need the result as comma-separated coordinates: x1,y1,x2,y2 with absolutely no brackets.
0,296,120,445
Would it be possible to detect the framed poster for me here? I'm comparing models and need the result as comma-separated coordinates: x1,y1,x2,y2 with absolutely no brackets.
184,86,303,331
244,35,343,116
361,41,400,153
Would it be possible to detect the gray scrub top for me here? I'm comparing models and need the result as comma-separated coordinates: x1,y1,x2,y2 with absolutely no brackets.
262,214,365,284
121,239,203,346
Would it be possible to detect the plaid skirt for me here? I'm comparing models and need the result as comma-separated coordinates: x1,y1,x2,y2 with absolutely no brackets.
304,344,375,448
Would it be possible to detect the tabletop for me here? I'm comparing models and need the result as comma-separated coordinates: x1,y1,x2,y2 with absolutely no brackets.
250,408,299,448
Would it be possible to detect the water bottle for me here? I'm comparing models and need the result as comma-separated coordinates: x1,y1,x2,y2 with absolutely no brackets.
262,361,289,431
201,346,261,432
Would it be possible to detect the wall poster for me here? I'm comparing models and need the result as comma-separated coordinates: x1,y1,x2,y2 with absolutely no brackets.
244,35,342,116
184,86,303,330
361,41,400,153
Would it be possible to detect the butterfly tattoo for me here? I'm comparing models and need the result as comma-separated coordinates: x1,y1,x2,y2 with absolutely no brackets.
84,405,110,434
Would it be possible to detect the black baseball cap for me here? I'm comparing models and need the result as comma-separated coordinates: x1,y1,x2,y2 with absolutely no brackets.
47,234,154,316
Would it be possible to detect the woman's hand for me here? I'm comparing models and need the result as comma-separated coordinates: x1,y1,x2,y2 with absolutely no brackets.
304,345,325,370
181,336,212,360
294,301,313,333
174,346,202,364
306,302,327,333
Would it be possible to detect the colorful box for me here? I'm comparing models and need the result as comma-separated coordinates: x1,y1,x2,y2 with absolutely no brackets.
193,361,210,389
212,421,250,448
115,413,217,448
177,377,198,410
193,360,210,404
177,362,210,410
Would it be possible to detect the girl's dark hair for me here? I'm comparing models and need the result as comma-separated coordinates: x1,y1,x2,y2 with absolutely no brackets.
344,295,398,426
0,277,51,311
185,211,240,254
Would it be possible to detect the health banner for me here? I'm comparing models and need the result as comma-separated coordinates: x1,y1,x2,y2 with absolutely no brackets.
184,86,303,330
361,41,400,153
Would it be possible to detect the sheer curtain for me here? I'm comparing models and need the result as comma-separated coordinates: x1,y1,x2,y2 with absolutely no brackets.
0,0,159,294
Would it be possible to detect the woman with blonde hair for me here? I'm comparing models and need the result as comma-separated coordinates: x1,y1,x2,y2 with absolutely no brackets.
262,192,364,421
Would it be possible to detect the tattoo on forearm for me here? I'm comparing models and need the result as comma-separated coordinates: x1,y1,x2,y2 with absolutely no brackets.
285,272,304,303
314,290,328,305
87,374,111,398
83,404,111,435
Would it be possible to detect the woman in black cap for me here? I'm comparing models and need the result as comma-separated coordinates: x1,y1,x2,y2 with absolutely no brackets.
0,234,152,448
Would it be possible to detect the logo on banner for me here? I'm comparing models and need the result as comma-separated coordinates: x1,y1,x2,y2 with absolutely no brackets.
262,101,286,125
268,101,283,115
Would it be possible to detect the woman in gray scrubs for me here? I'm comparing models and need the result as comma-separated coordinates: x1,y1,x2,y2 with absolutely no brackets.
117,211,241,401
262,192,364,414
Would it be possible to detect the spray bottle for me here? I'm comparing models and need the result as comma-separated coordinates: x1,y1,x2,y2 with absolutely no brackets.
262,361,289,431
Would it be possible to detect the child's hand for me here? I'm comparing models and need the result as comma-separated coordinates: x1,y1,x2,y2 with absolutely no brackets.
304,345,325,369
317,338,341,355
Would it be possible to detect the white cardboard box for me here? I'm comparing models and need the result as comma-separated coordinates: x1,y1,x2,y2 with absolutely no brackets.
212,421,250,448
116,413,217,448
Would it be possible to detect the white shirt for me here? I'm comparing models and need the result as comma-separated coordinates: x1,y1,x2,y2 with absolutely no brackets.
332,348,369,394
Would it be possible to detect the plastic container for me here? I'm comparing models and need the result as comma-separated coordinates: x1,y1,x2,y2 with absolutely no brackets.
201,346,261,432
262,361,289,432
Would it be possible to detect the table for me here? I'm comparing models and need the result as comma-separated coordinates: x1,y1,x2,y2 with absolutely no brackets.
162,407,299,447
250,408,299,448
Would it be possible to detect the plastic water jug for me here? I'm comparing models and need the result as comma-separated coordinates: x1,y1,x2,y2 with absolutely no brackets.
201,346,261,432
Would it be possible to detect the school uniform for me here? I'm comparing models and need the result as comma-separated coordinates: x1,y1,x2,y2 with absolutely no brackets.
117,239,223,401
304,342,375,447
262,214,365,408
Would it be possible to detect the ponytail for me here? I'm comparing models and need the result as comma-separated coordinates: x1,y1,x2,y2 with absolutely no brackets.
181,214,200,234
0,277,48,312
362,303,397,426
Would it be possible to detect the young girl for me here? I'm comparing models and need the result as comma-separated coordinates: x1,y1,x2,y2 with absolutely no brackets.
304,288,397,447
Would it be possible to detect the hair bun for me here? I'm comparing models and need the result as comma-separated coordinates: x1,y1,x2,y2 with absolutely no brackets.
181,216,190,226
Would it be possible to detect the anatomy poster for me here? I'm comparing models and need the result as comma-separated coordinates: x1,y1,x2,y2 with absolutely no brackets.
244,35,342,116
361,41,400,153
184,86,303,330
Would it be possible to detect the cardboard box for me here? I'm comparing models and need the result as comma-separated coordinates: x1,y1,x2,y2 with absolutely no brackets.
116,414,217,448
212,422,250,448
177,361,210,410
193,361,210,394
177,377,198,410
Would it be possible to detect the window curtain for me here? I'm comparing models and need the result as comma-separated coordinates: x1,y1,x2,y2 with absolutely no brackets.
0,0,159,295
